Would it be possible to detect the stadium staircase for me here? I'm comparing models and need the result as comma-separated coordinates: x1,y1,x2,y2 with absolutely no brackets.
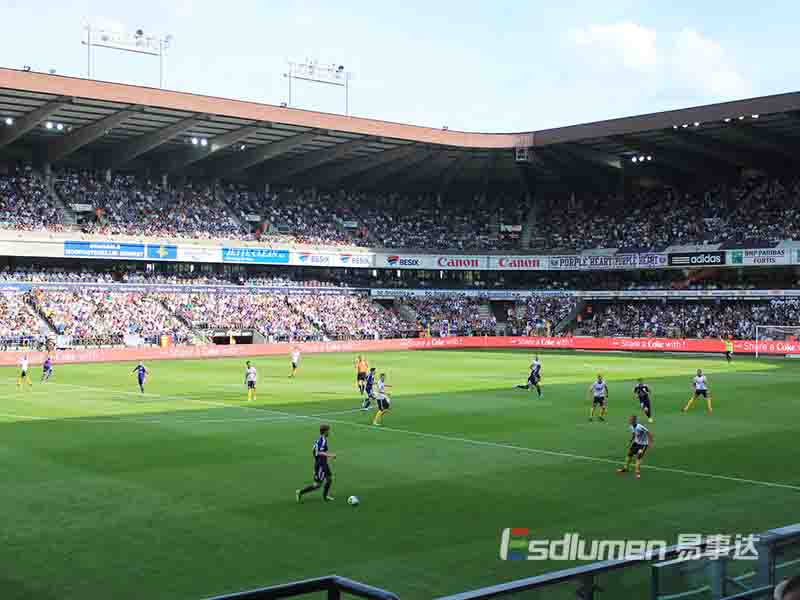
214,186,248,233
394,300,419,325
520,203,537,250
24,292,59,336
44,171,78,227
477,301,494,330
557,298,587,335
158,299,211,344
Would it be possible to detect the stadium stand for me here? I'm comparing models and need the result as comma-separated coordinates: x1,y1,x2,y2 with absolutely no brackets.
579,298,800,339
160,292,318,341
0,168,64,231
1,164,798,251
0,292,45,348
400,294,496,336
29,289,192,346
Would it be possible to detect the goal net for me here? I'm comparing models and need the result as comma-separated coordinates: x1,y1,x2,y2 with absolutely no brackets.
754,325,800,359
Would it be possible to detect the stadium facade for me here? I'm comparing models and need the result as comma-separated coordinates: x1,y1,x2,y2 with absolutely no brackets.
2,67,800,353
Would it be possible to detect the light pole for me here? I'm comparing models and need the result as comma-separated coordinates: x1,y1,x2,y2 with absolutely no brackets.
283,59,354,115
82,23,173,88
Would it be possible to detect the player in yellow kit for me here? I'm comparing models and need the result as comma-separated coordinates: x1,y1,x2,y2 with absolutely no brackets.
722,337,734,363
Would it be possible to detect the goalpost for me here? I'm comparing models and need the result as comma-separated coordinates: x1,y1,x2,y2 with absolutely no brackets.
754,325,800,359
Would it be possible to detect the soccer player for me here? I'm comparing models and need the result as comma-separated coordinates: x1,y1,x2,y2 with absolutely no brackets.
588,374,608,422
289,347,301,378
296,423,336,503
17,354,32,388
245,361,257,402
17,354,33,388
683,368,712,414
633,378,654,422
355,355,369,395
132,362,148,394
617,415,653,480
362,367,376,410
372,373,392,426
721,337,734,363
41,355,54,383
515,355,543,397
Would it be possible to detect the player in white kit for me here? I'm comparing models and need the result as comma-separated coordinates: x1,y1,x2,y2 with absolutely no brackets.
683,368,712,414
245,361,258,402
617,415,653,479
289,348,301,378
17,354,32,388
588,374,608,422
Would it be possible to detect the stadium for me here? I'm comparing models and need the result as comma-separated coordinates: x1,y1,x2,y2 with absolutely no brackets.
1,30,800,600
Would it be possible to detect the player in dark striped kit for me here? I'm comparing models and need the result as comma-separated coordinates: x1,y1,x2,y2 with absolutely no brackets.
296,424,336,503
633,378,654,423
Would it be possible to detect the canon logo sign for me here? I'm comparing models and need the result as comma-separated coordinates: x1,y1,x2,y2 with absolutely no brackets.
436,256,481,269
497,257,540,269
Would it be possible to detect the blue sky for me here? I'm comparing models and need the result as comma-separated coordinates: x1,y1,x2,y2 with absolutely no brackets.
1,0,797,132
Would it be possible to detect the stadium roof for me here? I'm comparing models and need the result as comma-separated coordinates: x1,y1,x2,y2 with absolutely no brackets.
2,67,800,192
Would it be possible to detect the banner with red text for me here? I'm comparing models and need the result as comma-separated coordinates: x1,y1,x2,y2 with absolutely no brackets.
1,335,797,367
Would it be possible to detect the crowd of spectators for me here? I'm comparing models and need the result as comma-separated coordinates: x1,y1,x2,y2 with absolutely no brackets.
29,289,190,346
401,295,496,335
57,172,244,239
161,292,317,340
582,298,800,339
4,274,800,347
525,294,577,334
4,165,800,251
531,187,729,251
0,170,64,232
719,178,800,243
0,292,45,347
288,294,407,339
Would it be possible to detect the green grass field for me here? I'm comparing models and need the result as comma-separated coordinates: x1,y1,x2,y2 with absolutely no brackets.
0,349,798,600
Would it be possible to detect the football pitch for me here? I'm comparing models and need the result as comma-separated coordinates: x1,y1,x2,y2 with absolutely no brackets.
0,349,798,600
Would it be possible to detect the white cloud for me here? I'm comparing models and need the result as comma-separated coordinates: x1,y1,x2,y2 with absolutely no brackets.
565,22,750,103
670,28,751,98
566,22,659,73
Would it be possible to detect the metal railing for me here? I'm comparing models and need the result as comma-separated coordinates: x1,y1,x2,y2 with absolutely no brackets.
206,575,399,600
433,524,800,600
206,524,800,600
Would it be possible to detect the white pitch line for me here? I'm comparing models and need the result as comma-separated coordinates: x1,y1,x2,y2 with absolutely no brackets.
0,412,49,420
5,380,799,492
247,409,800,493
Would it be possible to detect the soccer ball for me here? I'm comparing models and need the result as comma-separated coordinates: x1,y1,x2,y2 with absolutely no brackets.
347,495,360,506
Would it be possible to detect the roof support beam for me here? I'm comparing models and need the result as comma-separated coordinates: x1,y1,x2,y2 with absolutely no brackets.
614,135,735,177
480,153,497,197
164,123,263,173
438,152,472,196
106,114,206,170
0,97,73,149
308,144,419,187
560,144,622,170
46,108,138,163
354,149,434,191
515,162,531,198
664,130,756,168
212,130,321,177
526,149,562,178
398,152,460,187
538,146,619,186
725,124,800,161
269,138,371,183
